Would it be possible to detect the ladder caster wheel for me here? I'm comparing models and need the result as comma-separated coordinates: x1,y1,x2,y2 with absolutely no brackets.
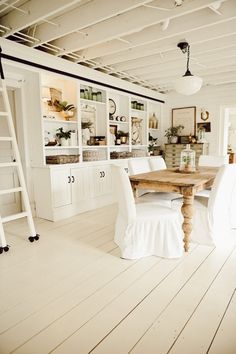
28,236,35,243
34,234,40,241
3,246,9,252
0,247,3,254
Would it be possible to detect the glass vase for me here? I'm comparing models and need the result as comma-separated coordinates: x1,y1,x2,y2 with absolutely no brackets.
179,144,196,172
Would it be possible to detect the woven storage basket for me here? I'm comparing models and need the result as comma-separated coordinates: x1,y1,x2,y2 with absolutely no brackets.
83,149,106,161
46,154,80,164
110,151,133,159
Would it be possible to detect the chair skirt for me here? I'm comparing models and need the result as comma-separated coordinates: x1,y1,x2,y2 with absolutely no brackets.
115,203,183,259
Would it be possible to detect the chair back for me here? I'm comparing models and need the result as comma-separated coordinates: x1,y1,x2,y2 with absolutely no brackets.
198,155,229,167
149,156,167,171
112,165,136,222
128,157,151,175
208,164,236,233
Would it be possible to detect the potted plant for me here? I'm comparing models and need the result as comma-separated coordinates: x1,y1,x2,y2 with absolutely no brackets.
81,121,93,145
56,127,71,146
164,125,184,143
49,100,76,120
117,130,129,144
148,137,159,155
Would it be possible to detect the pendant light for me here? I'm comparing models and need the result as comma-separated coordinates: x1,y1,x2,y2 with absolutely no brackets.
174,41,203,95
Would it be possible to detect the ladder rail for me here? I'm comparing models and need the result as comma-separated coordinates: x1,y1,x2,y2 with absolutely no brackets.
0,47,39,251
1,80,37,237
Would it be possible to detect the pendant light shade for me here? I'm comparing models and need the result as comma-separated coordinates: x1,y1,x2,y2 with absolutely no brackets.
174,41,203,95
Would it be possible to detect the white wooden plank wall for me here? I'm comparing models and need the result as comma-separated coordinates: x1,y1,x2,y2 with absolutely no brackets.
0,205,236,354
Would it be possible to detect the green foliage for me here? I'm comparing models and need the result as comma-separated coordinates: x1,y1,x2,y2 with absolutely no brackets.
148,137,158,152
49,99,75,112
164,125,184,137
56,127,71,140
117,130,129,138
82,121,93,130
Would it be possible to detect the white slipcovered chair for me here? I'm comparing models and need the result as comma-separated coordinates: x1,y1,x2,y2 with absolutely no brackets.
149,156,167,171
196,154,229,198
198,154,229,167
128,157,181,205
174,164,236,246
112,165,183,259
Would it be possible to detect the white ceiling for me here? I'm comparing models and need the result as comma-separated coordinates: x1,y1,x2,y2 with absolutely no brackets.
0,0,236,94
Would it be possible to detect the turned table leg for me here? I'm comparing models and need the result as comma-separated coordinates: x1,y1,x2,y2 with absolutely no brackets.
181,194,194,252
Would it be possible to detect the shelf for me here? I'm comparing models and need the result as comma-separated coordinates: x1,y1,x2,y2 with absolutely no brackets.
109,145,130,148
43,118,77,124
132,145,148,148
44,146,79,149
80,98,106,105
109,121,129,125
82,145,107,148
149,128,159,131
131,109,147,113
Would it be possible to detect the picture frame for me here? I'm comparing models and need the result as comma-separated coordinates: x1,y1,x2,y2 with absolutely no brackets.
197,122,211,132
109,125,117,145
172,106,196,136
109,125,117,136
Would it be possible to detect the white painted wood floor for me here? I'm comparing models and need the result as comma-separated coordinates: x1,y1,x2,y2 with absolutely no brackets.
0,204,236,354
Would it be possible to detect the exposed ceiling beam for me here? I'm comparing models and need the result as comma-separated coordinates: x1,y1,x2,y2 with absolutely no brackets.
53,0,221,56
112,34,236,71
125,47,236,76
1,0,82,37
149,66,236,86
139,56,236,81
76,0,235,61
95,17,236,66
32,0,153,48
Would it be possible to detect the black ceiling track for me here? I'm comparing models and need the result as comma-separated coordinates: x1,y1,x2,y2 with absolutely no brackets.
1,53,165,104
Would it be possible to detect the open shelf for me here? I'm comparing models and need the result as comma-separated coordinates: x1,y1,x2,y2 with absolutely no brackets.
80,98,106,106
43,118,77,124
44,146,80,149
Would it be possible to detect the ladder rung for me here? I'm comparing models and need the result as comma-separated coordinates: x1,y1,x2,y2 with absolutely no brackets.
0,112,9,116
0,137,13,141
2,212,28,223
0,187,23,196
0,162,18,167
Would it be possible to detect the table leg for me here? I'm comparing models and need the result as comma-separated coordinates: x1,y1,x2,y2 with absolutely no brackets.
181,194,194,252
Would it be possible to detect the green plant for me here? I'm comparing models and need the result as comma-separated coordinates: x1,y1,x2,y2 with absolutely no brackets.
49,99,75,112
82,121,93,131
148,137,158,152
182,155,191,165
56,127,71,140
116,130,129,138
164,125,184,138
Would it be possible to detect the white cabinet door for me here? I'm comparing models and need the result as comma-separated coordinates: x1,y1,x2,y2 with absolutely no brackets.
71,167,92,203
51,168,71,208
92,165,112,197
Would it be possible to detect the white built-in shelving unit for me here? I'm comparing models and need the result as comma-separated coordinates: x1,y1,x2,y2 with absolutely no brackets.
31,71,163,221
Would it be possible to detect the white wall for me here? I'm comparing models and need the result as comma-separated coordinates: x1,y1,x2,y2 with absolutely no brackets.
229,111,236,152
164,84,236,155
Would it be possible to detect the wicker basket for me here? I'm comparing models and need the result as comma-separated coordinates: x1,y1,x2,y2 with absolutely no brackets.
110,151,133,159
46,154,80,164
83,149,106,161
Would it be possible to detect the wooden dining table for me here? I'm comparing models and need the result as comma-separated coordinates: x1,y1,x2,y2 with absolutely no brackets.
129,167,218,252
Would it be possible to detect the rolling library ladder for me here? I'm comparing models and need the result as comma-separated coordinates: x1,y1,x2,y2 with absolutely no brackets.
0,47,39,254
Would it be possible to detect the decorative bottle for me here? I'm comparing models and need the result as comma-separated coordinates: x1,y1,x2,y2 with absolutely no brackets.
179,144,196,172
